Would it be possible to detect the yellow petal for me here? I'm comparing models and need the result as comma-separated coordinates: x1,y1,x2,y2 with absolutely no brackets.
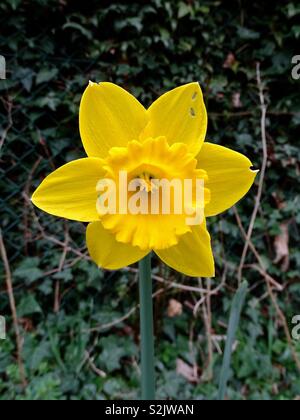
142,83,207,156
155,221,215,277
87,221,148,270
79,82,148,158
198,143,258,217
32,158,105,222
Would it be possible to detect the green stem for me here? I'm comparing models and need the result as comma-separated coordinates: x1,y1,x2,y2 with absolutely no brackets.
139,253,155,400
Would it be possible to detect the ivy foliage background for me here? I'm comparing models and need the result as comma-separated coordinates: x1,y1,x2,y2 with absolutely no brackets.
0,0,300,400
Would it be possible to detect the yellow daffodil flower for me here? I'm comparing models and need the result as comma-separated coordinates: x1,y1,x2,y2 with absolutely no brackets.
32,82,257,277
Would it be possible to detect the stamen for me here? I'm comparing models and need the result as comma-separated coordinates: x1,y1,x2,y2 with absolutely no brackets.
138,172,155,192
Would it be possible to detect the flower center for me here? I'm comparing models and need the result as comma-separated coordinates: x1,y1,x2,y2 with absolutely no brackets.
138,172,156,193
96,137,210,251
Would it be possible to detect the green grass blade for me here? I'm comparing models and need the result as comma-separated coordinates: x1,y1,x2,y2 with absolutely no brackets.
217,281,248,400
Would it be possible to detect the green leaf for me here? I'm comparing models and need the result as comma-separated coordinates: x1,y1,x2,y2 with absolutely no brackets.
63,22,93,40
8,0,22,10
98,336,137,373
237,27,260,40
13,258,43,284
218,282,248,400
30,341,51,371
178,2,191,19
36,68,59,85
286,3,300,18
17,295,42,317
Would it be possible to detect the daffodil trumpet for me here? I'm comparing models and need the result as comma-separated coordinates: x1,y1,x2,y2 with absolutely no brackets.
96,167,207,227
31,81,257,400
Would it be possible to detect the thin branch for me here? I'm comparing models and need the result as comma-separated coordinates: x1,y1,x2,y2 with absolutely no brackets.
234,207,283,292
124,267,222,295
233,207,300,371
54,223,70,313
265,279,300,371
84,351,107,378
23,191,89,261
86,288,165,333
245,264,283,292
199,278,213,381
0,97,13,154
193,265,227,316
0,229,27,387
210,110,300,119
237,62,268,284
88,306,138,333
23,157,42,253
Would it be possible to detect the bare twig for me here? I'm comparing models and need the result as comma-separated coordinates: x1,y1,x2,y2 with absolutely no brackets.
43,255,86,277
245,264,283,292
54,223,70,313
23,157,43,252
0,97,13,154
0,229,27,387
88,306,138,333
237,63,268,284
37,129,56,171
210,110,300,119
153,275,217,295
265,280,300,371
233,206,300,371
188,321,199,383
193,266,227,316
87,288,165,333
23,191,89,261
199,278,213,381
234,207,283,292
84,351,107,378
124,267,222,295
